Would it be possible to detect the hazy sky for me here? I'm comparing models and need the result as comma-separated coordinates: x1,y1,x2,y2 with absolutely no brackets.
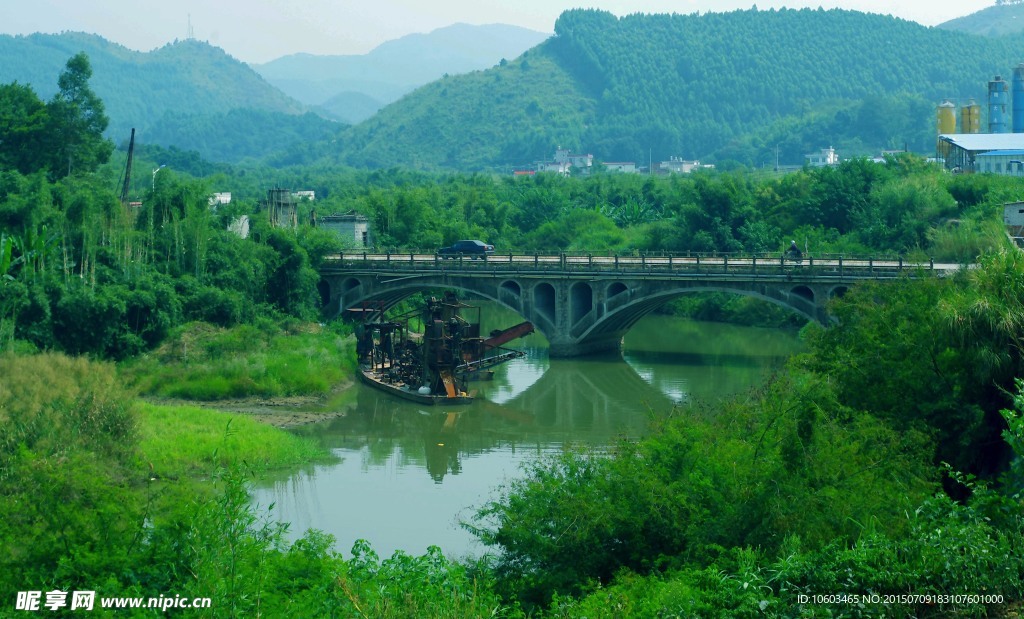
0,0,997,64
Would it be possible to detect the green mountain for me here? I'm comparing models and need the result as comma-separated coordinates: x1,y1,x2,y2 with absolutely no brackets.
333,8,1024,171
315,91,387,126
252,23,550,124
0,32,322,161
938,1,1024,36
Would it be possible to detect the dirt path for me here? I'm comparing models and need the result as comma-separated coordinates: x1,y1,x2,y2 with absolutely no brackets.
150,380,355,429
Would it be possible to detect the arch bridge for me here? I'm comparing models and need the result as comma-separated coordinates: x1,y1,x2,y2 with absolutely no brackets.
320,251,955,358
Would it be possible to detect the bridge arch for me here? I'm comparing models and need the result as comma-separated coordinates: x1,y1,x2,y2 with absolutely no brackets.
566,284,820,356
791,285,815,302
342,277,362,293
607,282,628,298
499,280,523,311
571,282,594,325
317,280,332,307
534,282,556,325
501,280,522,294
334,279,529,325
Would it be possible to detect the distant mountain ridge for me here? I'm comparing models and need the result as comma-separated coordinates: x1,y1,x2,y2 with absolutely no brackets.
330,8,1024,171
7,11,1022,171
0,32,306,145
938,2,1024,36
252,23,549,124
0,25,549,160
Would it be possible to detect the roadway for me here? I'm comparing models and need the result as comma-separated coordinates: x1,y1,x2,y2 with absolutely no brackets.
323,251,964,277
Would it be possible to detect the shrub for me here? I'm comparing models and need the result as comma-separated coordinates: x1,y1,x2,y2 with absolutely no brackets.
466,372,934,609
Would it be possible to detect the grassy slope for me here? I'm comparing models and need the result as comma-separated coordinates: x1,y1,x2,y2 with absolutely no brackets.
136,402,331,480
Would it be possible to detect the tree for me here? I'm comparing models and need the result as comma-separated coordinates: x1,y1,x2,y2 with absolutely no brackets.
0,83,49,175
263,228,319,319
45,53,113,179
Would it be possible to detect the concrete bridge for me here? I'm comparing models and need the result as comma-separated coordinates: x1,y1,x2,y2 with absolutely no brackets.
319,251,957,357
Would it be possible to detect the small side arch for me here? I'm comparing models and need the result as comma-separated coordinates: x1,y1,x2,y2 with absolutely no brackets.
607,281,628,298
500,280,523,311
534,282,556,323
570,282,593,325
317,280,331,307
790,285,814,302
342,277,362,293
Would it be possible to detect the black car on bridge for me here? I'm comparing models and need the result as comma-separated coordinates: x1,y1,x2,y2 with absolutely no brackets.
437,239,495,259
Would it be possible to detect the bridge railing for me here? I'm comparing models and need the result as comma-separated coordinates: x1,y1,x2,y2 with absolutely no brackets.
323,250,943,280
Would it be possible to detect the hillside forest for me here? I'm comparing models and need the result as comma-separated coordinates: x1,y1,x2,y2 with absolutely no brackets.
333,8,1024,170
1,50,1023,617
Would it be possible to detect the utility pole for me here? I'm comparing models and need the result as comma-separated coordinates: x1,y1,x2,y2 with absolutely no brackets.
120,128,135,211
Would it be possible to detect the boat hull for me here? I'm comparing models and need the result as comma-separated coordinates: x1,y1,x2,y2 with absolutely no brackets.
358,366,473,405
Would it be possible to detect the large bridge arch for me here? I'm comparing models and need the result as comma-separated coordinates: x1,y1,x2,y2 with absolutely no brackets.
570,285,818,352
324,275,548,339
338,281,524,319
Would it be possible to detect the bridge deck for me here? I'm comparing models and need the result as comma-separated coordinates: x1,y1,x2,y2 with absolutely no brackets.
322,251,957,281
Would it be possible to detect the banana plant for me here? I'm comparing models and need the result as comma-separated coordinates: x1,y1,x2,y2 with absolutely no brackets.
11,225,58,282
0,233,21,283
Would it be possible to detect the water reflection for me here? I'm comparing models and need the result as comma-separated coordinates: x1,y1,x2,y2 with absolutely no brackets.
253,312,802,558
476,353,672,438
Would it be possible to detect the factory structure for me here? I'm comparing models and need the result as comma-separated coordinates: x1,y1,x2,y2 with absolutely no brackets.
936,64,1024,175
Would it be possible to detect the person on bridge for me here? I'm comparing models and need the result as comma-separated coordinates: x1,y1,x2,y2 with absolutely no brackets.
786,240,802,261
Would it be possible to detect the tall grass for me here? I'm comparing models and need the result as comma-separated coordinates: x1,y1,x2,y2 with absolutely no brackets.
0,352,136,471
136,402,333,479
122,320,357,400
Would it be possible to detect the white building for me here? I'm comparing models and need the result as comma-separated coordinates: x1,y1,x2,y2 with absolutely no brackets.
1004,201,1024,248
536,161,572,175
603,162,638,173
938,134,1024,175
1004,201,1024,228
554,148,593,169
659,157,710,174
805,147,839,167
975,150,1024,176
319,212,369,248
536,147,593,175
209,192,232,207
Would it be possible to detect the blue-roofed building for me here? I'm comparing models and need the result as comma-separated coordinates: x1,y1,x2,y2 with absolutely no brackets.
937,134,1024,175
975,149,1024,176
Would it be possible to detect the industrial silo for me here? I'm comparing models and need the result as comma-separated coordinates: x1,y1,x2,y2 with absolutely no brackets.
989,75,1009,133
961,99,981,134
1014,64,1024,133
936,100,956,135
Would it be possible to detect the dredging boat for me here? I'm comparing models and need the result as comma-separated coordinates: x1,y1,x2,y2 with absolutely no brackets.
354,293,533,405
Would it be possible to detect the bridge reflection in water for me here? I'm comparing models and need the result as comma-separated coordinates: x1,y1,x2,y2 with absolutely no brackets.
252,315,800,558
276,351,676,482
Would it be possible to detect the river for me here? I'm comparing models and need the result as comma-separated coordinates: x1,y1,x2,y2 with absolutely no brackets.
251,307,803,559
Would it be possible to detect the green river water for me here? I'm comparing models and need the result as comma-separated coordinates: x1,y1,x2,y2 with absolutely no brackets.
252,305,803,559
